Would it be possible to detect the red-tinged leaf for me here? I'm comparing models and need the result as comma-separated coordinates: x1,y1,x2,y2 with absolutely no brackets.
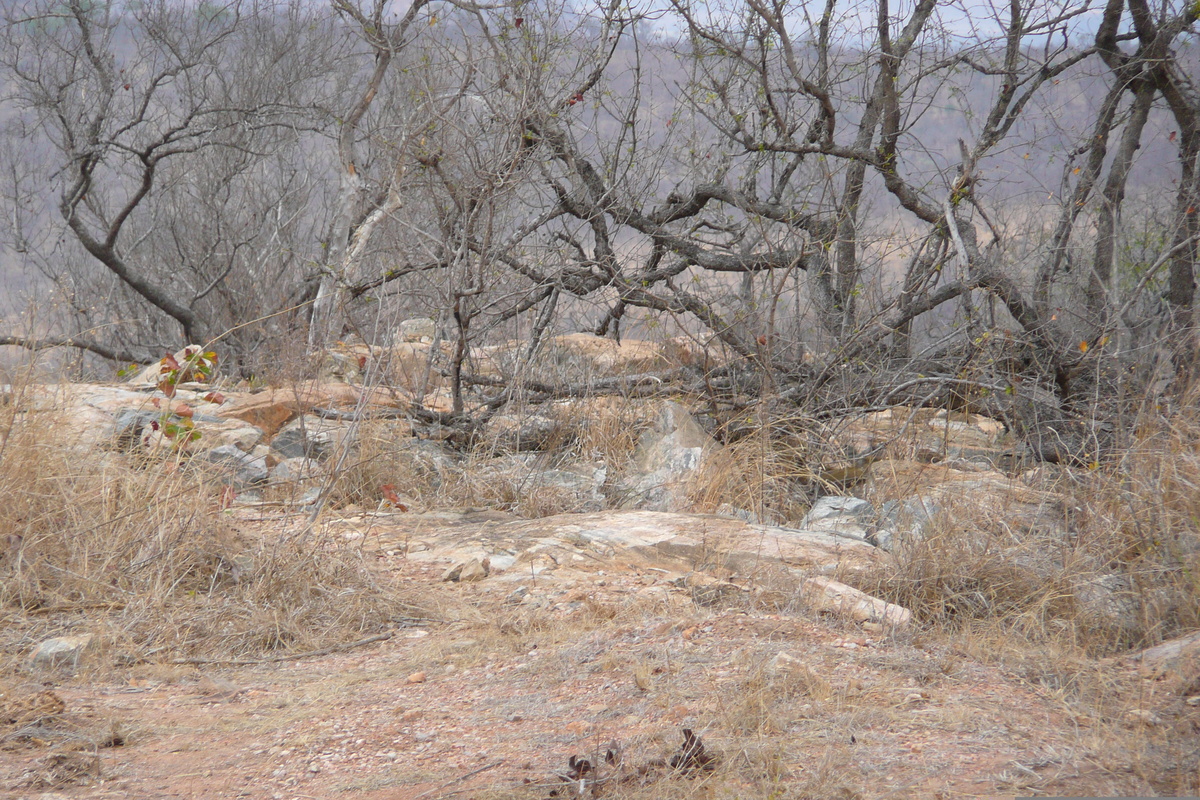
204,392,226,405
150,421,160,431
157,380,176,398
162,354,180,371
173,403,194,418
188,430,202,442
1169,130,1178,142
203,351,218,365
151,397,162,409
514,16,523,27
380,483,408,510
358,355,368,369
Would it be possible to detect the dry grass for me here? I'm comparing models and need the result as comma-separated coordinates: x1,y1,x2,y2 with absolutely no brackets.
0,372,427,675
854,391,1200,658
332,395,656,517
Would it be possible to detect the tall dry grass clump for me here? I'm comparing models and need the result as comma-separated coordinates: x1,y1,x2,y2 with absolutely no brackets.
1069,391,1200,644
334,395,656,517
689,410,849,524
0,374,424,672
861,390,1200,656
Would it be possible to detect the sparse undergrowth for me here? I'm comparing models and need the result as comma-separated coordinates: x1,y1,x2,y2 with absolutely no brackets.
2,356,1199,797
0,373,428,673
856,388,1200,659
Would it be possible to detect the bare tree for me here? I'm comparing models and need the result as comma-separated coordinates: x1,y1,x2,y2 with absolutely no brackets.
0,0,349,368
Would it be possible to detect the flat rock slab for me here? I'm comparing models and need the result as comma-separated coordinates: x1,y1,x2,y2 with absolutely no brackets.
360,509,884,585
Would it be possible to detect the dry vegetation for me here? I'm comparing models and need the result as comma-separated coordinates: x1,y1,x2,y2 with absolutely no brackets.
2,355,1200,797
0,369,429,676
853,389,1200,658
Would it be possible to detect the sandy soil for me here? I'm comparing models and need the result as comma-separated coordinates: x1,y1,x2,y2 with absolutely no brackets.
3,525,1196,800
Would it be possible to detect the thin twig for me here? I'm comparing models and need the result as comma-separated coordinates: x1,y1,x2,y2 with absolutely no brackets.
169,630,397,666
26,602,126,615
411,760,502,799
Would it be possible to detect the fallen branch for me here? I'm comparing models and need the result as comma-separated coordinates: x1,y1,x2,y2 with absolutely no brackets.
461,368,693,400
411,760,502,799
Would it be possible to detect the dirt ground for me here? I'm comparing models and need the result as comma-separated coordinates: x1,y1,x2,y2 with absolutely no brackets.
3,516,1197,800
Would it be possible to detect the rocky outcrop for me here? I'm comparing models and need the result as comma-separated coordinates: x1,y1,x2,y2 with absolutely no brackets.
832,406,1013,469
362,508,904,626
619,401,718,512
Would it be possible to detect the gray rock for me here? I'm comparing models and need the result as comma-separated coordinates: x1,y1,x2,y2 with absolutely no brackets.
110,409,160,443
715,504,764,525
873,497,940,551
528,463,607,510
765,651,804,677
620,402,718,512
1074,574,1142,636
396,317,437,343
442,557,490,582
383,439,459,488
271,415,354,461
271,457,323,483
803,496,874,525
193,417,262,453
30,635,92,668
194,444,269,487
801,496,875,542
483,412,568,452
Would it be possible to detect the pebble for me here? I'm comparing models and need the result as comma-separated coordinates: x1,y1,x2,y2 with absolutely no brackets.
1124,709,1163,727
407,671,427,684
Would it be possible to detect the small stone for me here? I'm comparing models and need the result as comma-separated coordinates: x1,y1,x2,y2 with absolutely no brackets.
441,557,490,583
307,762,321,773
507,713,523,722
1124,709,1163,727
1186,696,1200,707
665,704,691,722
406,671,427,684
565,720,595,736
459,557,490,582
414,731,435,743
29,635,93,668
766,651,804,677
861,622,883,634
903,692,924,704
